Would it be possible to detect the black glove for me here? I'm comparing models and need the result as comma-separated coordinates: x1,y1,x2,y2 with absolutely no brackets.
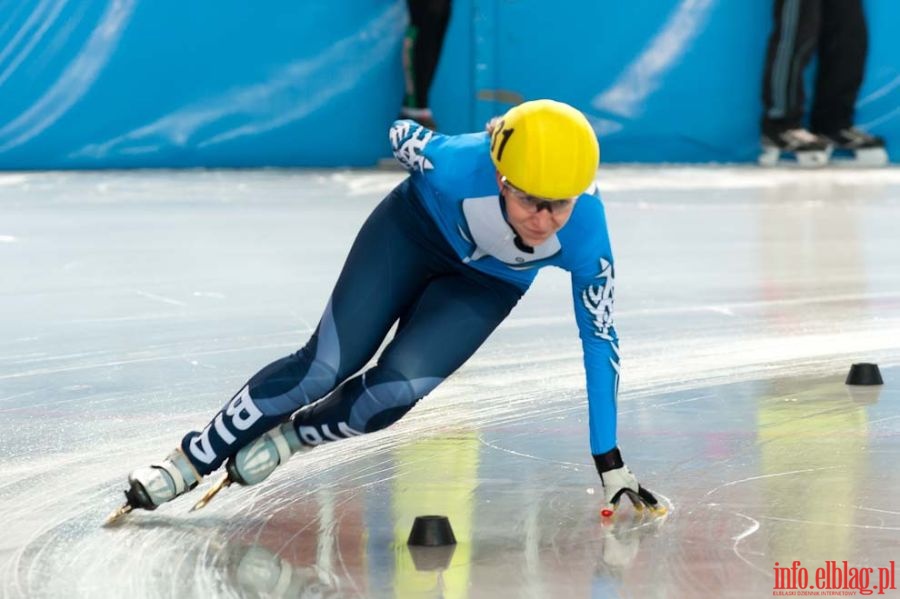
594,447,666,518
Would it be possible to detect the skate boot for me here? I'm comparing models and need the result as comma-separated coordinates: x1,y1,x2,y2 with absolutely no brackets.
759,128,830,167
190,421,305,511
400,106,438,130
819,127,888,167
226,419,303,485
105,448,202,524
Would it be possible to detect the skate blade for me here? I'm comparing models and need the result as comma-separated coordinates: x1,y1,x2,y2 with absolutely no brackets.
632,503,668,518
758,146,779,167
104,502,134,526
190,474,232,512
796,150,830,168
758,147,830,168
839,147,889,167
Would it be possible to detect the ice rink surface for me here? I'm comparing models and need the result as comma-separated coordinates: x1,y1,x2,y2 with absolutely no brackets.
1,166,899,598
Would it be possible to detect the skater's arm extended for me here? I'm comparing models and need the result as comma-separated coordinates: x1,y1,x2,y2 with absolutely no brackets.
571,264,665,517
568,197,665,517
570,255,619,456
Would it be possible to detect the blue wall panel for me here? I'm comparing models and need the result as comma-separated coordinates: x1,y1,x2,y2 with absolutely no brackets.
0,0,896,168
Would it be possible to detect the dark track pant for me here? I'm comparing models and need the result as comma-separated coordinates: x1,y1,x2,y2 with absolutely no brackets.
403,0,452,109
761,0,868,135
182,180,523,475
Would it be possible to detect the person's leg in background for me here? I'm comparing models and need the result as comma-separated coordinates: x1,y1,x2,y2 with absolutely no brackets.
759,0,830,166
810,0,887,163
762,0,820,134
401,0,452,129
809,0,866,134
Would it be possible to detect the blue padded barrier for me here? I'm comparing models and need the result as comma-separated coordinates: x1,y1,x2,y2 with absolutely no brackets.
0,0,895,168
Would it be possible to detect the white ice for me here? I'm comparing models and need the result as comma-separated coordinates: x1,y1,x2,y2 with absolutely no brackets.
1,167,899,598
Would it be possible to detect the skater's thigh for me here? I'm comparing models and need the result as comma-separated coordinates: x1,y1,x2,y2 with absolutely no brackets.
247,186,437,409
323,188,434,376
379,272,523,379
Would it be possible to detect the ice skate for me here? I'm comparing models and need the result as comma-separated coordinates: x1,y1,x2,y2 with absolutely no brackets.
399,106,438,130
105,447,203,525
191,420,305,511
820,127,888,166
759,128,830,167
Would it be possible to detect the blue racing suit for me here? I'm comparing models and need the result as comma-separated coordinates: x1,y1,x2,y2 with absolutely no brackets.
181,121,620,476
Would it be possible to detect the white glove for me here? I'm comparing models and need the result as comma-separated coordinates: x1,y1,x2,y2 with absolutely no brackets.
594,447,666,518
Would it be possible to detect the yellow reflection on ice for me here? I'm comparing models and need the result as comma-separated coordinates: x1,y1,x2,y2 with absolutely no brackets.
391,432,479,599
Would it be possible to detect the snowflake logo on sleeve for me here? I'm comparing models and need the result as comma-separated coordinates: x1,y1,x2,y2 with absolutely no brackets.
581,258,616,341
389,121,434,172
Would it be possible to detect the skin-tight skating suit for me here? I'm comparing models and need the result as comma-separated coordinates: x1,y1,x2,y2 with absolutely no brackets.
180,121,621,476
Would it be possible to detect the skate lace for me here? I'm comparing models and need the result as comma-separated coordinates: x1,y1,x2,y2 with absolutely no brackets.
784,128,819,144
842,127,874,143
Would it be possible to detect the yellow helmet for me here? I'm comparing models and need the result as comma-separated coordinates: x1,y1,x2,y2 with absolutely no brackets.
489,99,599,200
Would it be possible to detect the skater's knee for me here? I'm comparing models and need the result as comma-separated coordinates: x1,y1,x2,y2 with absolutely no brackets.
364,403,418,432
291,366,444,445
346,366,443,432
254,309,345,408
250,351,340,414
294,357,341,403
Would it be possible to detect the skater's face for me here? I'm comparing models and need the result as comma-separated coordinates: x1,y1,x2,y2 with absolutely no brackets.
497,173,577,247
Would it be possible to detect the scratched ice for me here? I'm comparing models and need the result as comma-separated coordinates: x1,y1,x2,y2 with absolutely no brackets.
1,167,899,598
